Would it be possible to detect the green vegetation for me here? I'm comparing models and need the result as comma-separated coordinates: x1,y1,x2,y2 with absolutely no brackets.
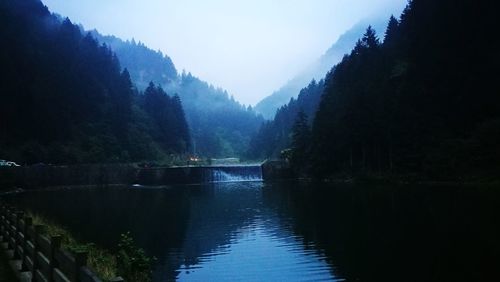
29,212,118,280
28,212,153,281
117,232,155,282
289,111,311,175
0,0,190,165
249,0,499,181
246,80,324,160
94,28,264,159
254,18,389,120
310,0,499,180
0,0,265,162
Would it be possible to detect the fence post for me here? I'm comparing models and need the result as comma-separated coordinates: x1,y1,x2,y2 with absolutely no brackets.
22,216,33,271
74,250,88,282
0,205,106,281
23,217,32,240
13,211,24,260
0,204,6,240
1,206,10,243
49,235,62,281
7,208,16,251
33,225,46,272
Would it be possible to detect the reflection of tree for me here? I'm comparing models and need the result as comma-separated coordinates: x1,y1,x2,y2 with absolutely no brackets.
179,183,263,268
8,183,500,282
5,184,265,281
262,182,500,282
5,187,191,281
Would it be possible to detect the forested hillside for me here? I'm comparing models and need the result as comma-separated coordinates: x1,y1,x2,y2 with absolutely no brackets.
90,32,178,91
94,33,264,158
306,0,499,179
246,80,324,160
0,0,190,164
254,18,387,119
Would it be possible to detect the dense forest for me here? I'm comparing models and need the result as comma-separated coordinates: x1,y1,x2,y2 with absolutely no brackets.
92,32,264,158
89,33,178,91
250,0,499,180
2,0,498,179
246,79,324,160
0,0,191,164
254,18,388,119
292,0,499,180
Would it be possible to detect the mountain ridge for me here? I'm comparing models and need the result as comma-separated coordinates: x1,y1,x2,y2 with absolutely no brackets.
88,28,264,158
254,17,389,119
0,0,191,164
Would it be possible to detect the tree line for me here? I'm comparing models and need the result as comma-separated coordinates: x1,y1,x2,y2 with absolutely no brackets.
246,79,323,161
95,30,264,158
0,0,191,164
251,0,500,180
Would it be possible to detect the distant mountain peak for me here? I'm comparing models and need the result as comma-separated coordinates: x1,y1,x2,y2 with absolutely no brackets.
254,17,389,119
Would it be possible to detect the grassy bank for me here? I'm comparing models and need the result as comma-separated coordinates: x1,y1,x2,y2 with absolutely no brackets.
26,212,153,281
28,212,118,280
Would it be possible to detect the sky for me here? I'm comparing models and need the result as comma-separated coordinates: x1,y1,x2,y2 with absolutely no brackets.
41,0,407,105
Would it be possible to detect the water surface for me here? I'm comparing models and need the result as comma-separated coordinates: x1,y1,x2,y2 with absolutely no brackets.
4,181,500,281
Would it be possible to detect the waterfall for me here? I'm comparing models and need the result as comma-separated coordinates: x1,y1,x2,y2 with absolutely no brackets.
204,165,263,183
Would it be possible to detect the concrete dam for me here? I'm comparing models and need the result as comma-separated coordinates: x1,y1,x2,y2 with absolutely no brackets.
0,161,292,189
136,165,263,185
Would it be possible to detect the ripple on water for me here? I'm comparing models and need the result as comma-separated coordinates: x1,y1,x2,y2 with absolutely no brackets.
176,217,339,281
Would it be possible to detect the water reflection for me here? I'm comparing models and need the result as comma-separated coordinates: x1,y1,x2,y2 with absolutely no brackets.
174,182,336,281
4,182,500,281
262,182,500,282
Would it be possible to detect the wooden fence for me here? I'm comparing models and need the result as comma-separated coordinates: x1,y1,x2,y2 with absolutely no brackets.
0,202,123,282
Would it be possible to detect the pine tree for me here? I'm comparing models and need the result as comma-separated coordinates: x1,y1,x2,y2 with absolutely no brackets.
362,26,380,49
384,16,399,45
171,94,191,152
290,110,311,174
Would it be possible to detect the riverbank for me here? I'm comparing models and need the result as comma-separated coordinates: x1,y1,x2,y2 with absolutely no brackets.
3,180,500,281
0,201,153,282
28,212,118,280
317,173,500,187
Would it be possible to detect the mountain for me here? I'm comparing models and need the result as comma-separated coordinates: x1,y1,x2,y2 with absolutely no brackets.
246,79,324,160
92,32,264,158
0,0,191,164
308,0,499,179
254,18,388,119
90,32,178,91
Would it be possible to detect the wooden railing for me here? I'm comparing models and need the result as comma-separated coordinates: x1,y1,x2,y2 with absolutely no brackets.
0,202,123,282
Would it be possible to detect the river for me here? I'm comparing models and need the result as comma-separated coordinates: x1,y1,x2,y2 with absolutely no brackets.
3,181,500,281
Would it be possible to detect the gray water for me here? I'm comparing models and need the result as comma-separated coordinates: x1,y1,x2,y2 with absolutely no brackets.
3,181,500,281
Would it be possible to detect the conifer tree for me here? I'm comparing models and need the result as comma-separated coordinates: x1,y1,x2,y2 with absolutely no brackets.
290,110,311,174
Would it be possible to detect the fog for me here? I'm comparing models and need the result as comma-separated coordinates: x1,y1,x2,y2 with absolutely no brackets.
41,0,407,105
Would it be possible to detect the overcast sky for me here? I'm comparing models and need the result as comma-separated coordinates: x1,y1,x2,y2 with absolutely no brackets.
41,0,407,105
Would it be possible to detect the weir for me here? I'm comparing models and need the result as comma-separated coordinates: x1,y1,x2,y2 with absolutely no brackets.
203,166,263,183
0,164,266,188
135,165,264,185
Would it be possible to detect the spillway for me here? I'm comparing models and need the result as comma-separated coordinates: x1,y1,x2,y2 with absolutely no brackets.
203,165,263,183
